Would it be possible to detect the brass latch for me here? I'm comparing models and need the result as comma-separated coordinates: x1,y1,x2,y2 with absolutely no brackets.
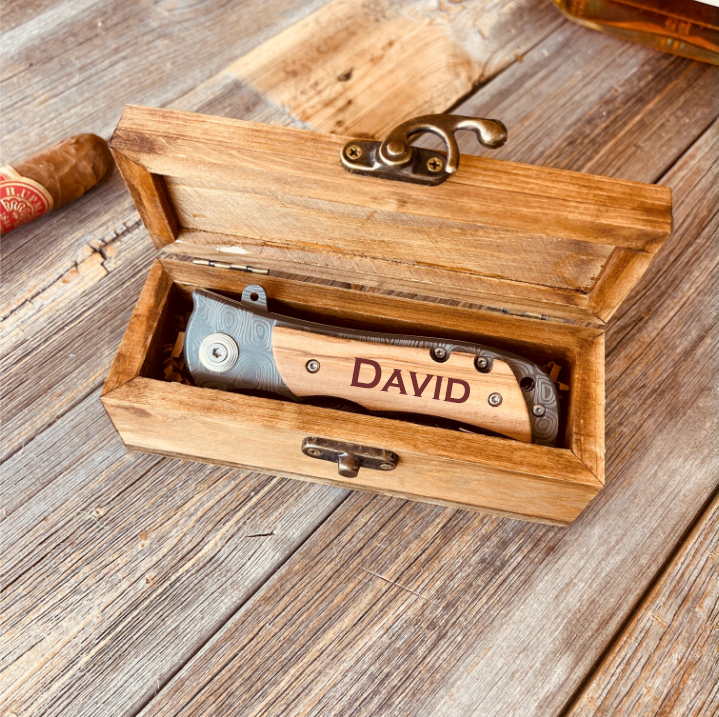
302,437,399,478
340,113,507,185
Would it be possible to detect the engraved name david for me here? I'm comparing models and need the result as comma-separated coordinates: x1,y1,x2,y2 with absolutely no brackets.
350,357,470,403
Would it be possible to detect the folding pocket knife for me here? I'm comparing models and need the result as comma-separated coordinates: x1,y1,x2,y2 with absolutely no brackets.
184,286,560,446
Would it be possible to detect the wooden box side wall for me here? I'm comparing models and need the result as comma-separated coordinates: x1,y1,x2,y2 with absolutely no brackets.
102,260,174,394
112,152,179,250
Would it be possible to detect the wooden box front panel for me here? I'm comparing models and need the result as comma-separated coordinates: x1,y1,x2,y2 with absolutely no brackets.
101,259,605,526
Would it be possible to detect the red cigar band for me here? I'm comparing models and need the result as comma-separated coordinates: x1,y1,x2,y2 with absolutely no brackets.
0,165,55,235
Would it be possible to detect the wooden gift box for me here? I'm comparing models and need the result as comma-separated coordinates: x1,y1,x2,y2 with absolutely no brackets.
102,106,672,526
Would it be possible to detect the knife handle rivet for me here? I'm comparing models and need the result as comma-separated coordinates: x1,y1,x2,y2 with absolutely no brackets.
488,392,503,407
475,355,491,372
431,347,449,362
306,359,321,373
533,404,546,417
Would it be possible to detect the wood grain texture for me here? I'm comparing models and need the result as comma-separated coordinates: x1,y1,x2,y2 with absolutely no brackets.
161,256,603,357
104,377,598,525
0,393,346,717
273,326,532,442
103,256,602,524
567,493,719,717
165,255,604,476
567,331,605,482
428,118,718,717
435,19,714,182
111,105,672,251
2,0,708,461
111,105,672,323
0,220,155,461
0,0,329,160
132,120,717,717
111,154,179,249
0,0,329,459
0,0,564,462
0,0,327,324
165,231,601,321
2,1,716,715
0,6,600,714
102,260,172,395
0,0,557,335
194,0,563,137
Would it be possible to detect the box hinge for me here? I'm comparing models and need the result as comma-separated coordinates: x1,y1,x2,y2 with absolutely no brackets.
192,258,269,275
482,305,565,323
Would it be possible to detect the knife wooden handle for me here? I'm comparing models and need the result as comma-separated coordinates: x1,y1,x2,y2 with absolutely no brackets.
272,326,532,442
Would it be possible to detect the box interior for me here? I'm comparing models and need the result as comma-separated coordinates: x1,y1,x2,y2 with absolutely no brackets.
140,258,602,452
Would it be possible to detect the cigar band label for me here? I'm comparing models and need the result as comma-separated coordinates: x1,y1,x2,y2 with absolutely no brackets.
1,165,54,234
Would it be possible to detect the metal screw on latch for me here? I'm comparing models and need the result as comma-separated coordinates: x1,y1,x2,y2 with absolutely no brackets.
379,462,394,471
488,392,503,407
427,157,444,172
306,359,321,373
533,404,546,417
431,346,448,362
345,145,363,161
306,447,322,457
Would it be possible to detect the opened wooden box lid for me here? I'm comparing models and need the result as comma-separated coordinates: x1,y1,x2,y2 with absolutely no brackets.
110,105,672,325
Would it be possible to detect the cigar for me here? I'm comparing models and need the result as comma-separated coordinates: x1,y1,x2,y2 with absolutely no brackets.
1,134,113,235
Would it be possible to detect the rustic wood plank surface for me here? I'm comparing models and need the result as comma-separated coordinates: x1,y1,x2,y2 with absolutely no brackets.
566,493,719,717
1,1,716,716
0,394,346,717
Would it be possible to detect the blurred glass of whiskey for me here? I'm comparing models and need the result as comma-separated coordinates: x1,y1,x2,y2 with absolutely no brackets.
553,0,718,64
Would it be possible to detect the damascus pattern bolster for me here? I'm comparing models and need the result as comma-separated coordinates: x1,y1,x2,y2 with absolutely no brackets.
184,286,561,446
184,288,294,399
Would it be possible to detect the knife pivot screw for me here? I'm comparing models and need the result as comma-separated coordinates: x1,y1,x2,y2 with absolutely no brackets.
475,356,491,372
306,359,321,373
431,346,449,362
199,333,239,373
488,392,503,407
426,156,444,173
533,404,546,417
345,144,363,161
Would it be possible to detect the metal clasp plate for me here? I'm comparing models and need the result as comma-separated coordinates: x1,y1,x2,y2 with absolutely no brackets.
341,113,507,185
302,437,398,478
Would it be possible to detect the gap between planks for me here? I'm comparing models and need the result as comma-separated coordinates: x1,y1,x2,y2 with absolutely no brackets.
126,492,354,717
557,487,719,717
